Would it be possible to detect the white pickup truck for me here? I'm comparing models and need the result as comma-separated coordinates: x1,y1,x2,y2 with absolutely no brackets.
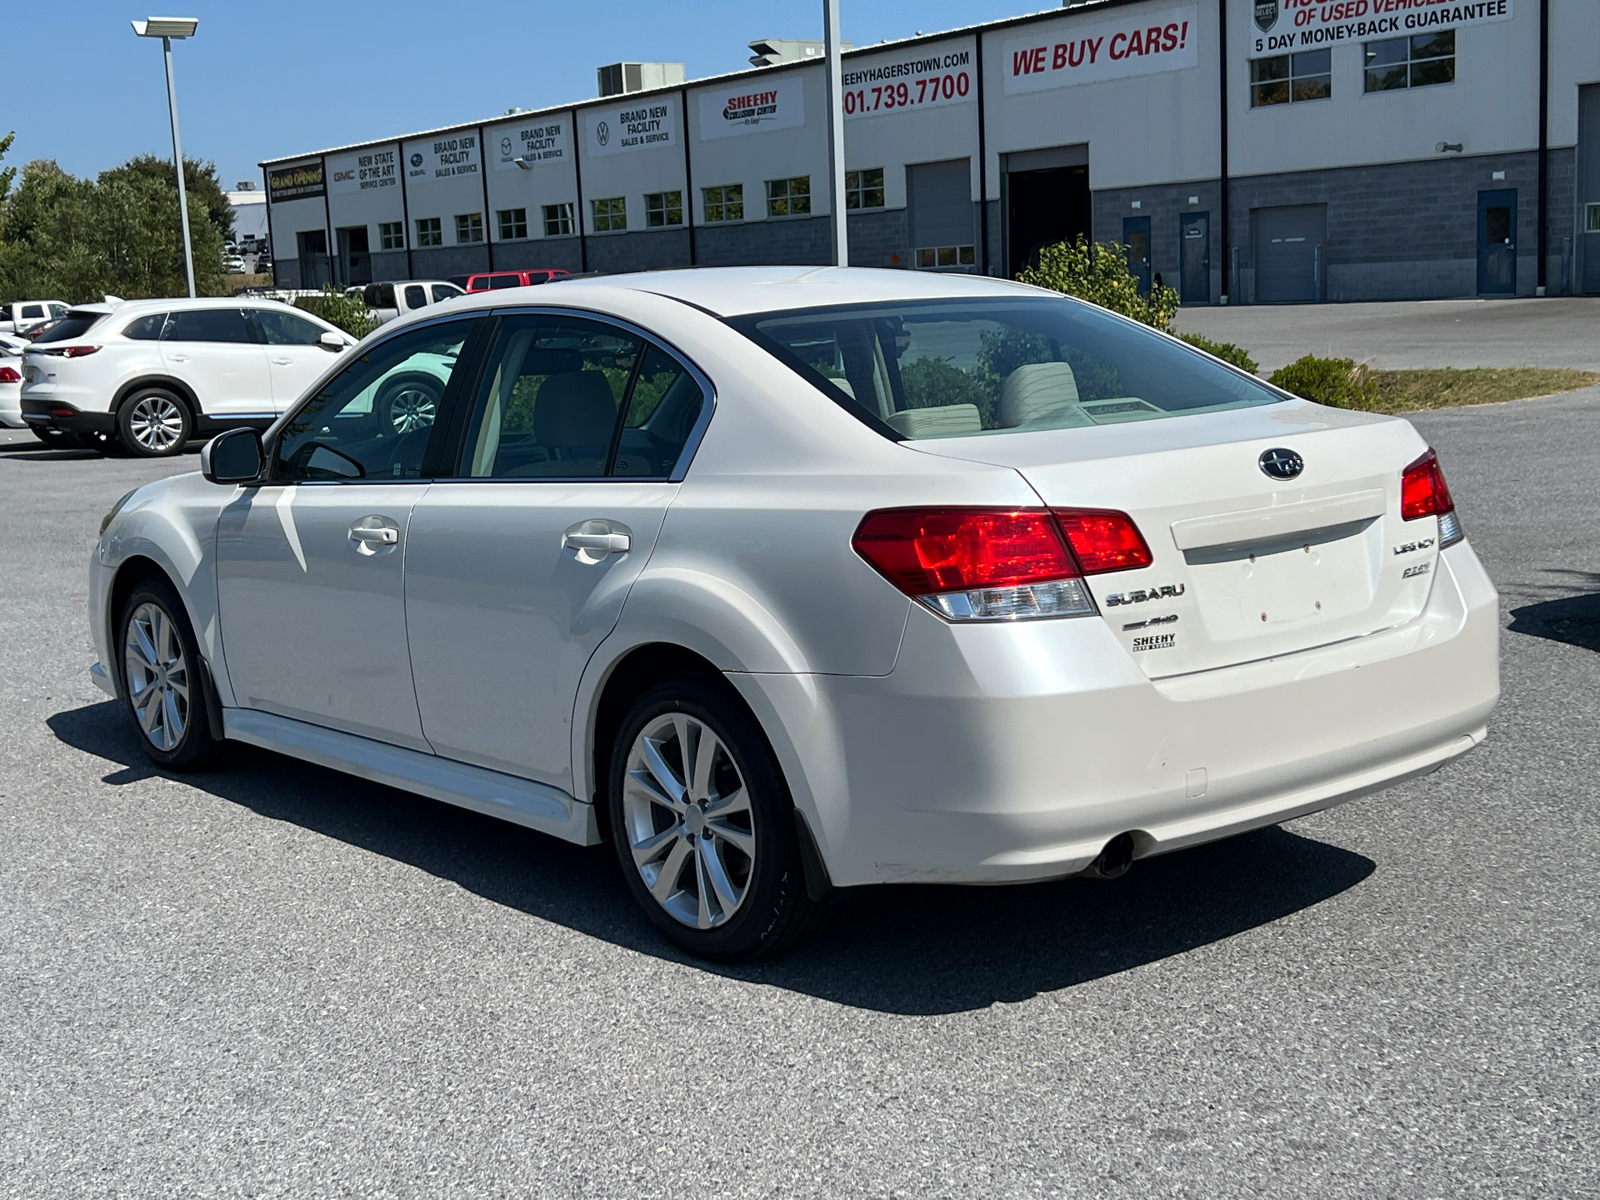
0,300,69,335
360,280,465,325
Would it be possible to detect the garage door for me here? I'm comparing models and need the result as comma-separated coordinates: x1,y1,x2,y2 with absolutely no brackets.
909,159,974,270
1255,205,1327,304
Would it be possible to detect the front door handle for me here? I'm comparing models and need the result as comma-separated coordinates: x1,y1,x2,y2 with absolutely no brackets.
272,357,292,365
564,531,630,553
349,515,401,555
563,519,632,564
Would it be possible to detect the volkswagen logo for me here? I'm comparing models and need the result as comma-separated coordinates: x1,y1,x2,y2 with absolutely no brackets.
597,121,610,147
1259,447,1304,480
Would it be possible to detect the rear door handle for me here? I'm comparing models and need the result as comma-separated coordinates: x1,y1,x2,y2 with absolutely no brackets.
272,357,292,365
564,532,630,552
563,519,632,562
349,515,401,555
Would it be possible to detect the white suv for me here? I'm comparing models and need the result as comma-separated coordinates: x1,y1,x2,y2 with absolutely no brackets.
21,297,357,457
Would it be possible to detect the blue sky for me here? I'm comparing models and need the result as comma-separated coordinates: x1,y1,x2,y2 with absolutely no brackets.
7,1,1046,191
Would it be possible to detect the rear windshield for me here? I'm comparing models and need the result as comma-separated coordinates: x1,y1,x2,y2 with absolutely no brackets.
729,296,1283,439
31,312,107,343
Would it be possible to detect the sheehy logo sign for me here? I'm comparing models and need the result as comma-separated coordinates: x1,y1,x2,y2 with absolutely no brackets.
1002,5,1199,93
328,148,397,195
840,43,974,119
405,134,479,184
1249,0,1512,58
493,120,569,170
585,101,677,157
699,75,805,139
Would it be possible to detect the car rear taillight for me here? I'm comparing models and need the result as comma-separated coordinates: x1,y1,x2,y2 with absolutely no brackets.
1401,448,1463,547
0,366,19,383
40,344,101,358
857,507,1153,621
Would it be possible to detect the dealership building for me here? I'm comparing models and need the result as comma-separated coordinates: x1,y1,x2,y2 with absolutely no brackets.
260,0,1600,303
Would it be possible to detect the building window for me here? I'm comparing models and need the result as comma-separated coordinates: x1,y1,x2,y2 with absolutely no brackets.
915,245,977,270
1365,30,1455,93
846,168,885,209
415,217,442,247
1587,203,1600,233
703,184,743,222
543,203,574,236
378,221,404,251
497,208,528,240
767,176,811,218
645,191,683,227
592,196,627,232
455,212,484,243
1250,49,1332,107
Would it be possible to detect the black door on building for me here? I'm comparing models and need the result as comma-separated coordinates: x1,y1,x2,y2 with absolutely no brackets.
1123,216,1151,295
1477,190,1517,296
1005,164,1090,278
337,226,372,286
1180,212,1209,304
1582,84,1600,294
296,230,331,288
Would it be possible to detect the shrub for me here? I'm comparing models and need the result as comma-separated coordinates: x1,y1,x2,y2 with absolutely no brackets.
1176,332,1258,374
1267,355,1380,409
293,283,376,338
1017,235,1180,331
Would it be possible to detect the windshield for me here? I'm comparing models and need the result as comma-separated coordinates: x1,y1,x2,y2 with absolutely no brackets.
729,297,1283,439
30,312,108,343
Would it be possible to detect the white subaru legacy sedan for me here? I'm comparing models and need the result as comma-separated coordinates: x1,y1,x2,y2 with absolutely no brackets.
88,267,1498,959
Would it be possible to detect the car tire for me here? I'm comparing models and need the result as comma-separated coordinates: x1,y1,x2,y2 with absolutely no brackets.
375,375,441,435
608,678,826,961
117,576,222,772
117,389,192,457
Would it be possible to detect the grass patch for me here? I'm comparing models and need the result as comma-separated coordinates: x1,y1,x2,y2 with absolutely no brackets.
1365,367,1600,413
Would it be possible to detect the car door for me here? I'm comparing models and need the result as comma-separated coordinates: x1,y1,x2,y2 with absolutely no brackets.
215,316,481,749
252,307,344,412
404,312,710,791
159,308,274,418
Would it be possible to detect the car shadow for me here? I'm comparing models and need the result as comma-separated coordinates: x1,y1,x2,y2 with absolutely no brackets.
1507,571,1600,654
50,699,1376,1015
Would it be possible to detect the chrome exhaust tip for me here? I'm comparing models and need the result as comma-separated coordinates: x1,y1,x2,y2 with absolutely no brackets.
1083,832,1136,880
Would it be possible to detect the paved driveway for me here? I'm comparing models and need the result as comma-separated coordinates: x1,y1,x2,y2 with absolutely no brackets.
1173,295,1600,373
1,402,1596,1197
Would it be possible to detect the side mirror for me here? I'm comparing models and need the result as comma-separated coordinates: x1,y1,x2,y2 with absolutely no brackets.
318,329,348,352
201,428,264,485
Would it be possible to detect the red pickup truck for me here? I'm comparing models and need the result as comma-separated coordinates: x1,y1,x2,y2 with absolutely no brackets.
461,269,571,293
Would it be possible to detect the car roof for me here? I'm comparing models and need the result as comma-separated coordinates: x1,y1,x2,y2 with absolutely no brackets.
406,266,1045,322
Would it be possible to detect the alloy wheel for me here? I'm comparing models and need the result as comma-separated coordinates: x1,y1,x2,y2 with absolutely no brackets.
623,713,755,930
128,395,186,453
123,601,189,752
387,387,436,434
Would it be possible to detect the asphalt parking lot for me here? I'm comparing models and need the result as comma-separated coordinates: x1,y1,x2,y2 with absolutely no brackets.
2,390,1597,1197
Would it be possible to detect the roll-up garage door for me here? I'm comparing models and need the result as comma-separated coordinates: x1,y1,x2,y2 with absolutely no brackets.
909,159,974,270
1255,204,1327,303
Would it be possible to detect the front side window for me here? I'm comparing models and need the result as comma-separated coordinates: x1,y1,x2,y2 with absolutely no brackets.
703,184,744,223
122,313,168,340
767,176,811,218
498,207,528,240
846,168,885,209
253,310,325,345
378,221,405,250
273,319,475,481
645,191,683,227
730,297,1282,441
431,283,464,303
543,202,574,236
163,308,253,343
455,212,484,243
1250,49,1332,107
592,196,627,232
1365,30,1455,92
416,217,443,247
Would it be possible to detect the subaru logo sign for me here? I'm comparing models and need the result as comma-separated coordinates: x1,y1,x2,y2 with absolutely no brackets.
1259,447,1304,480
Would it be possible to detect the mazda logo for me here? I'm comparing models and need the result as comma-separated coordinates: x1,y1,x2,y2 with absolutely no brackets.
1259,448,1304,480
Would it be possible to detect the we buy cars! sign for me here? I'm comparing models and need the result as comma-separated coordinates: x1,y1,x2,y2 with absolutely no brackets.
1002,5,1198,93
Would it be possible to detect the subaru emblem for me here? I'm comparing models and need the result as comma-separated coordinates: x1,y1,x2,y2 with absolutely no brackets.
1259,447,1304,480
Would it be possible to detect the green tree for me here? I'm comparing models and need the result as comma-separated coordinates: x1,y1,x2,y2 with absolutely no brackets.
99,154,234,247
1017,235,1181,331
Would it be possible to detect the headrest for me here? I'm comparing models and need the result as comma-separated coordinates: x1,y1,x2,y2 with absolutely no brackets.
999,361,1080,427
534,371,616,447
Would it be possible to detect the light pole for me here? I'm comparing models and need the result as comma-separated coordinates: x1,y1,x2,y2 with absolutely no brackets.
823,0,848,267
131,17,200,298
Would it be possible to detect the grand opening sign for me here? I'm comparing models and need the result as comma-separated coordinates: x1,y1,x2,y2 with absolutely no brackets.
1249,0,1513,57
1003,5,1199,93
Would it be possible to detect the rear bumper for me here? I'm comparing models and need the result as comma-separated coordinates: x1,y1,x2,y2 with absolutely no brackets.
22,398,115,435
734,540,1500,888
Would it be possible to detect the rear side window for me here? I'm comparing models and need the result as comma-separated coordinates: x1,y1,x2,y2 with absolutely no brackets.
403,284,427,309
488,274,522,289
163,308,254,343
613,343,705,477
123,314,168,340
430,283,462,303
731,297,1282,440
20,305,44,320
254,310,326,345
364,284,397,309
30,312,107,343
